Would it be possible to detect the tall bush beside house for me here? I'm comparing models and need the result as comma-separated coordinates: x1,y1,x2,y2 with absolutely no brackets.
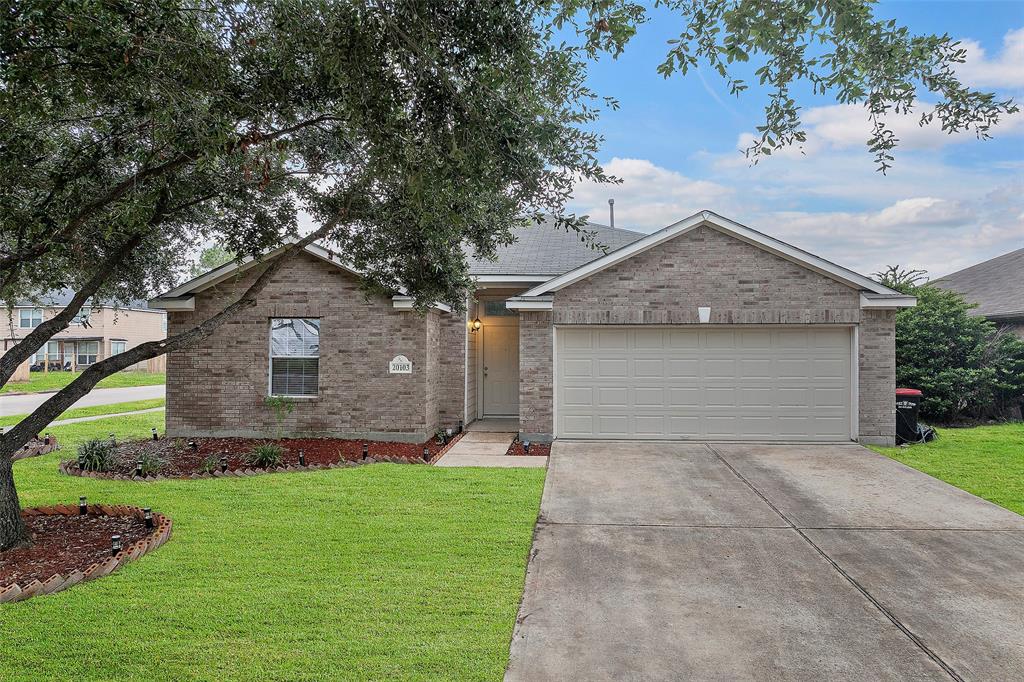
886,282,1024,423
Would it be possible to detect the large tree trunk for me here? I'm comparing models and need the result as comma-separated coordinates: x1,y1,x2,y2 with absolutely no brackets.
0,456,29,550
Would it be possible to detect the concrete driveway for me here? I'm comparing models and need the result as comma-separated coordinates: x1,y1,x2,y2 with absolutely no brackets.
506,442,1024,681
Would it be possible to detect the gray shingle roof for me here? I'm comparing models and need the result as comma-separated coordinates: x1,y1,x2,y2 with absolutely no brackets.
14,288,157,312
465,217,644,276
933,247,1024,319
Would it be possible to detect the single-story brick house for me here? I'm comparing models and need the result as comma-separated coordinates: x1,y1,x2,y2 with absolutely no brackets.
152,211,915,446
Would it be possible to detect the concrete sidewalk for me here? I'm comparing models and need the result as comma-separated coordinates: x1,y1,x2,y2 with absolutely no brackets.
435,430,547,468
506,441,1024,681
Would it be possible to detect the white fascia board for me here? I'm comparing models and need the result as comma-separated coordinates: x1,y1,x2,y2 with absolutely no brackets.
147,296,195,311
505,298,553,311
523,210,902,298
860,293,917,309
391,296,452,313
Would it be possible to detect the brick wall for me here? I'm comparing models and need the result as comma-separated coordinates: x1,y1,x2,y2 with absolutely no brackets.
554,225,861,324
519,311,553,440
166,251,444,442
436,305,467,429
858,309,896,446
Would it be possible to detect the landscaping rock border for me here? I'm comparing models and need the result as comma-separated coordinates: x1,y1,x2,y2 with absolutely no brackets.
0,505,172,604
13,435,59,462
56,432,463,482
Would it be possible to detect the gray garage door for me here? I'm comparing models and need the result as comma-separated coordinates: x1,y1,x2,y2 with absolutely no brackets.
555,327,852,441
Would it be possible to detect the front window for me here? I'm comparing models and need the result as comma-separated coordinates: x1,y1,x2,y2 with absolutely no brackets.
19,308,42,328
77,341,98,366
269,318,320,397
111,340,127,355
32,341,60,365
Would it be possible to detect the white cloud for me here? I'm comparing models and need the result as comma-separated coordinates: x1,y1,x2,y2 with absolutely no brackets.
955,28,1024,89
570,157,734,231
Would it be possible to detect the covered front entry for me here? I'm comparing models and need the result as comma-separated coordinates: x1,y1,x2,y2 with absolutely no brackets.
555,326,853,441
479,301,520,417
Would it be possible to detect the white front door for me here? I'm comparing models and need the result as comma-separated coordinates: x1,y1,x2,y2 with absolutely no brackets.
483,324,519,415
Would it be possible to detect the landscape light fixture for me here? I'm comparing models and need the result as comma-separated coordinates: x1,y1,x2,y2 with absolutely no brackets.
422,447,431,461
522,440,531,454
220,456,228,473
111,535,122,556
457,420,463,434
362,443,369,460
143,508,154,529
151,428,158,441
77,454,85,469
44,434,51,446
470,317,482,333
187,439,197,451
79,496,88,515
135,460,144,477
109,433,116,446
298,450,306,466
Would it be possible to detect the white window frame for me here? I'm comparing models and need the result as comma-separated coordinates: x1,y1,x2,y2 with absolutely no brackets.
19,308,42,329
268,318,320,398
111,340,127,355
31,341,60,365
77,341,99,366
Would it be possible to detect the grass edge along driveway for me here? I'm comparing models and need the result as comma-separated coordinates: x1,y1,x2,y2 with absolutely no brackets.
871,422,1024,516
1,412,545,681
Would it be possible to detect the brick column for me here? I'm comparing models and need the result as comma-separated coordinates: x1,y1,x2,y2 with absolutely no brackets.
519,311,553,441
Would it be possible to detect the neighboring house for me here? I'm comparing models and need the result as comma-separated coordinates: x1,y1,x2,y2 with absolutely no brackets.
933,247,1024,338
2,290,168,377
152,211,915,446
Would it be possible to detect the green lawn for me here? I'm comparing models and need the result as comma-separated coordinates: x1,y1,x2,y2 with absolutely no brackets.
871,422,1024,516
0,398,166,428
1,370,165,394
1,412,546,681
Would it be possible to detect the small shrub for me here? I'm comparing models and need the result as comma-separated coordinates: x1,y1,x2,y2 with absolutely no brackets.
246,443,284,469
198,454,221,474
136,451,164,477
77,438,114,472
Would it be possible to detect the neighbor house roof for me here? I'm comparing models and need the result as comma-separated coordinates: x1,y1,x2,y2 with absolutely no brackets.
933,247,1024,320
13,288,159,313
465,217,644,276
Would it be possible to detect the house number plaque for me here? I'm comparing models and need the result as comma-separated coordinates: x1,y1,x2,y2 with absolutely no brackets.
388,355,412,374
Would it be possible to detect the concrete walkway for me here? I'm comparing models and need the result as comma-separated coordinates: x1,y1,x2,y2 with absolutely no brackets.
0,384,165,416
507,441,1024,681
435,427,547,468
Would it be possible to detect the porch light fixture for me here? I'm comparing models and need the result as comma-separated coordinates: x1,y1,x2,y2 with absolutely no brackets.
79,496,88,515
143,508,154,529
469,317,482,333
111,534,122,556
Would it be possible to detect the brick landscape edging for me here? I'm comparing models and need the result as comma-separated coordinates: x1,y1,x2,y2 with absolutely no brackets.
13,435,59,462
55,432,464,482
0,505,173,605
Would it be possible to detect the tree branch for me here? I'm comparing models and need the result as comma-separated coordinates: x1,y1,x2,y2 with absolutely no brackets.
0,217,340,458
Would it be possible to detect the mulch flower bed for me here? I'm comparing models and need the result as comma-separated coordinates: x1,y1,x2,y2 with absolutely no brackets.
506,438,551,457
59,433,464,481
0,504,172,604
13,434,59,461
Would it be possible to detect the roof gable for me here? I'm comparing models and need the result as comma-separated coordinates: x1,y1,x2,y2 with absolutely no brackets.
522,211,902,298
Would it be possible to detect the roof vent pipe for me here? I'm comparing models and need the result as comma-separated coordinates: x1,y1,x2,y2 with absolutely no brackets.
608,198,615,228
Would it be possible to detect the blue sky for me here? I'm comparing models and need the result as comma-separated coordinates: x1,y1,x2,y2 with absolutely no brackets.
564,1,1024,278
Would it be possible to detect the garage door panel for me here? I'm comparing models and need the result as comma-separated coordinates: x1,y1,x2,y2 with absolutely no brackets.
556,327,852,441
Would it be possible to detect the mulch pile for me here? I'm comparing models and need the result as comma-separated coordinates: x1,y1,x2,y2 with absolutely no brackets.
65,435,459,479
506,439,551,457
0,513,149,586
